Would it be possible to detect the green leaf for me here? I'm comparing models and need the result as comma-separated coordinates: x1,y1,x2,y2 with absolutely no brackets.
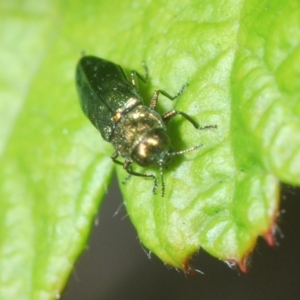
0,2,114,299
0,0,299,299
118,0,299,271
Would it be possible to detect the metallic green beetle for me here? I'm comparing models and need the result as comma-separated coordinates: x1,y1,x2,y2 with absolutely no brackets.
76,56,215,196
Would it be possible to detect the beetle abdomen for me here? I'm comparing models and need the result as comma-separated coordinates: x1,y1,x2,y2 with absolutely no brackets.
76,56,142,140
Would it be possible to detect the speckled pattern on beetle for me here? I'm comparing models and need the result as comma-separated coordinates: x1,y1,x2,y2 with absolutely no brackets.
75,56,216,196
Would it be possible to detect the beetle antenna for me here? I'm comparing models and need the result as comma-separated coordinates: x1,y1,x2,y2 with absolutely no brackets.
168,144,203,156
159,164,165,197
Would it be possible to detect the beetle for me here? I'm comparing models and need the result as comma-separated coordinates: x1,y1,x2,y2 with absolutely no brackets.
75,56,216,196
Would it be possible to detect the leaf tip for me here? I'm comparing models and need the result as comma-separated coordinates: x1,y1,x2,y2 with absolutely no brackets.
263,226,277,247
236,256,250,273
226,256,250,273
182,257,197,276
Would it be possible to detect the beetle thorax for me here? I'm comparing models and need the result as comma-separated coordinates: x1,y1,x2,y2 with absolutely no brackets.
110,104,171,166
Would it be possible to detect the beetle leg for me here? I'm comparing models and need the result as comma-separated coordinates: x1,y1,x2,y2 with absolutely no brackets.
123,161,158,194
130,62,148,87
159,165,165,197
158,82,188,100
150,83,188,109
162,109,217,130
111,153,158,194
111,152,125,167
111,153,132,183
149,91,158,109
122,166,132,184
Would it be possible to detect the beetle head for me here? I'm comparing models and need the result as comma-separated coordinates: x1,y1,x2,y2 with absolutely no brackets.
131,128,172,168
